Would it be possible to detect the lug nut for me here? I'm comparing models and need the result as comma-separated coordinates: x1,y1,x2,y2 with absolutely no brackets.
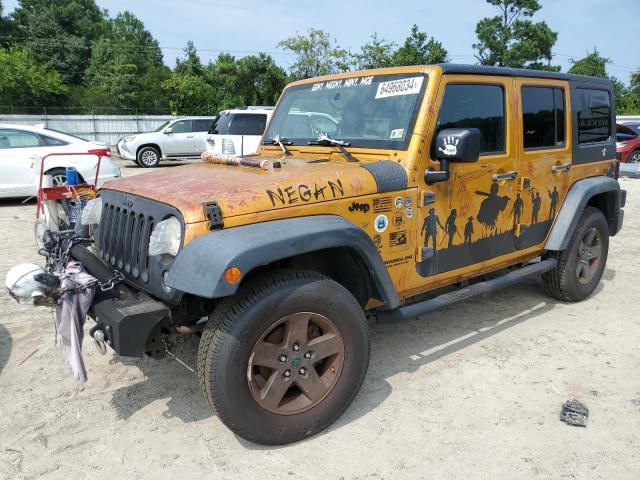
304,352,311,359
292,343,300,351
283,369,291,378
299,367,306,375
279,354,287,362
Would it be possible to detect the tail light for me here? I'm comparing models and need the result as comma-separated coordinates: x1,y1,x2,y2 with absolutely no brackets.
221,139,236,155
88,147,112,157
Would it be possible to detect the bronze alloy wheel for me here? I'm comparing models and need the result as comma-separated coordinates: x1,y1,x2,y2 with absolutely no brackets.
248,312,345,415
576,226,602,285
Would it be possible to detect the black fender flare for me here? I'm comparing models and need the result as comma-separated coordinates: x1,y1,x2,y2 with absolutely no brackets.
545,176,622,251
166,215,401,308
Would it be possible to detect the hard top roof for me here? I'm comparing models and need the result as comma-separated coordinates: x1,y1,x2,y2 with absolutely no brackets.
437,63,612,85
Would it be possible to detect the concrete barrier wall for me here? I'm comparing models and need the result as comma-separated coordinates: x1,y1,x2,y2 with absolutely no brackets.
0,114,176,146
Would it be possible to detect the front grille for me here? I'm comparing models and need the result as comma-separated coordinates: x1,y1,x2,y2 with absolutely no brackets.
97,203,154,282
94,190,184,303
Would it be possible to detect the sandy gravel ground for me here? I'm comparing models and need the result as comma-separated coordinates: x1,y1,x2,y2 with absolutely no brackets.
0,159,639,479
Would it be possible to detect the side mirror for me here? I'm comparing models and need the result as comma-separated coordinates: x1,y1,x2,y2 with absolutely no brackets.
424,128,482,185
435,128,481,163
164,127,173,134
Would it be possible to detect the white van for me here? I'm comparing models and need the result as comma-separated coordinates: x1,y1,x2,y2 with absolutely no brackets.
206,107,273,157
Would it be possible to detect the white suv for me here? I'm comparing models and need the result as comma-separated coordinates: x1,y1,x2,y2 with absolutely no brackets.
206,108,273,157
117,116,217,167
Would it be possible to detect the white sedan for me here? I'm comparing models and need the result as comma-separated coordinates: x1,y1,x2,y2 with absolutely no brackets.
0,124,120,198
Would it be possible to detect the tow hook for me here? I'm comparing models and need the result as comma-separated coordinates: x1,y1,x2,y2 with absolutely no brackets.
93,329,107,355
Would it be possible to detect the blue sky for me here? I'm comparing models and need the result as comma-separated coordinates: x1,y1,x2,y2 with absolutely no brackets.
4,0,638,83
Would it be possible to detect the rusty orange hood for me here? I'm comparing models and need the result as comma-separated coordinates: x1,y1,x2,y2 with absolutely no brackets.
103,156,384,223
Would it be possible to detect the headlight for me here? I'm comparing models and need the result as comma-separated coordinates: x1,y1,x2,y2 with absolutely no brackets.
123,135,137,143
80,197,102,225
148,216,182,256
616,142,627,148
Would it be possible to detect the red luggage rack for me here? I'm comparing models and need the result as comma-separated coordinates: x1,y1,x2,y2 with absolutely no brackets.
36,150,108,219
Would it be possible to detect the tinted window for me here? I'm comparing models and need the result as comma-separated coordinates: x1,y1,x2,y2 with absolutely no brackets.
435,84,505,155
171,120,192,134
228,114,267,135
210,113,232,134
617,124,638,142
576,88,611,144
193,119,215,132
40,134,68,146
522,86,565,149
0,129,41,149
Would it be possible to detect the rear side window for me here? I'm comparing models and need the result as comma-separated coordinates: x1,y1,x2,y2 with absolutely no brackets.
193,119,214,132
576,89,611,144
522,86,565,150
40,135,68,146
0,129,41,149
435,84,506,155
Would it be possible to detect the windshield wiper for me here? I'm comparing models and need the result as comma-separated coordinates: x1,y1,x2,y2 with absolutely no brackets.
308,133,358,162
264,135,293,155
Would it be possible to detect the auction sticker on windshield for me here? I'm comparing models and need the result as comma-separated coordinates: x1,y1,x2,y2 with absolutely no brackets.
375,77,424,99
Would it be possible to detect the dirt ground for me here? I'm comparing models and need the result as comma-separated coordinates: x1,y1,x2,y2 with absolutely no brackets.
1,158,639,479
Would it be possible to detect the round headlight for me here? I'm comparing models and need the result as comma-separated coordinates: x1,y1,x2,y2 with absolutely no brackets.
148,216,182,256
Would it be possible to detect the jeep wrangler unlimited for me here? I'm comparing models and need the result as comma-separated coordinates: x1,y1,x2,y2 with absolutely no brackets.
73,64,625,445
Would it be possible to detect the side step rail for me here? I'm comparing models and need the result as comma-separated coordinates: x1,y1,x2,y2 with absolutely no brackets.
376,258,558,323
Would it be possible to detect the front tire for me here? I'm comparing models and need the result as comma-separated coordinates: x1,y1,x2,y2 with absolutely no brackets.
543,206,609,302
197,270,370,445
137,146,161,167
629,149,640,164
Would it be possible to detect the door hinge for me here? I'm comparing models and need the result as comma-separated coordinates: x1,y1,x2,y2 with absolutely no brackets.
422,191,436,206
519,176,531,190
204,201,224,230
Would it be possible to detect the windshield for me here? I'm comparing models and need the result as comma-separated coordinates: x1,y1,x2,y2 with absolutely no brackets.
265,73,427,149
154,121,170,132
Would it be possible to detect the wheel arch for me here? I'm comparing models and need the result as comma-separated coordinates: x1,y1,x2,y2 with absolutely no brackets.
166,215,401,309
44,166,86,184
545,176,623,251
136,143,163,159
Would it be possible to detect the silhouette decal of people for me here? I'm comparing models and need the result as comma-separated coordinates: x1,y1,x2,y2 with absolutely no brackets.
475,182,510,231
421,208,444,250
464,216,474,244
443,209,462,248
548,186,559,220
511,193,524,229
531,190,541,225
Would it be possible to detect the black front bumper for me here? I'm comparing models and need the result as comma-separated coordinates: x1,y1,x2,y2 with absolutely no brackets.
72,244,170,358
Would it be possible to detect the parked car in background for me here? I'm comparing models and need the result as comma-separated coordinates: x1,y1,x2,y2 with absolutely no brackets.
616,123,640,163
0,124,119,198
117,116,217,168
206,107,273,156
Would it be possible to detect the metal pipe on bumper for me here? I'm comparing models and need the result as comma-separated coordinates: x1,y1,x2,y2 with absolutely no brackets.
71,245,171,358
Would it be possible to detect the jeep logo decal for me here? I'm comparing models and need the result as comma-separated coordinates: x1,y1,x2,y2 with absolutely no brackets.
348,202,370,213
122,198,134,208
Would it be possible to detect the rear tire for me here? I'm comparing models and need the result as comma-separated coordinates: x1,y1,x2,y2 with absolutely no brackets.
137,146,161,167
197,269,370,445
543,206,609,302
629,149,640,164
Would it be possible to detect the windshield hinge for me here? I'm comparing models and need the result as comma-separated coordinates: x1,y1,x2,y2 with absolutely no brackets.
204,201,224,230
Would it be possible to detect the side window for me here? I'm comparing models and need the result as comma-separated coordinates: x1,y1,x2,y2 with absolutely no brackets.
229,114,267,135
171,120,192,134
0,129,41,149
435,83,506,155
576,88,611,144
193,119,214,132
40,135,68,146
521,86,565,149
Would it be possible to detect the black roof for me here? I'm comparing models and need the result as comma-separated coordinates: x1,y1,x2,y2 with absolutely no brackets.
437,63,612,85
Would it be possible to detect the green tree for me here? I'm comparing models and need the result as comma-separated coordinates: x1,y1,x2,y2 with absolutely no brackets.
12,0,109,84
277,28,349,80
175,40,204,76
473,0,558,70
352,33,396,70
0,1,17,40
390,25,448,66
0,46,67,109
162,73,216,115
83,11,169,111
568,48,608,77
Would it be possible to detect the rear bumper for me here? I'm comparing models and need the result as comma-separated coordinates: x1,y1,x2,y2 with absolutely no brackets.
71,244,170,357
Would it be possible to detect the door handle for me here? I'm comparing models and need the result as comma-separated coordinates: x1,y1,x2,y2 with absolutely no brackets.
551,163,571,173
492,171,518,181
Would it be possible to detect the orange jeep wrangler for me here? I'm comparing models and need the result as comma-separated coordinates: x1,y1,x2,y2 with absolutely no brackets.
73,64,625,444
